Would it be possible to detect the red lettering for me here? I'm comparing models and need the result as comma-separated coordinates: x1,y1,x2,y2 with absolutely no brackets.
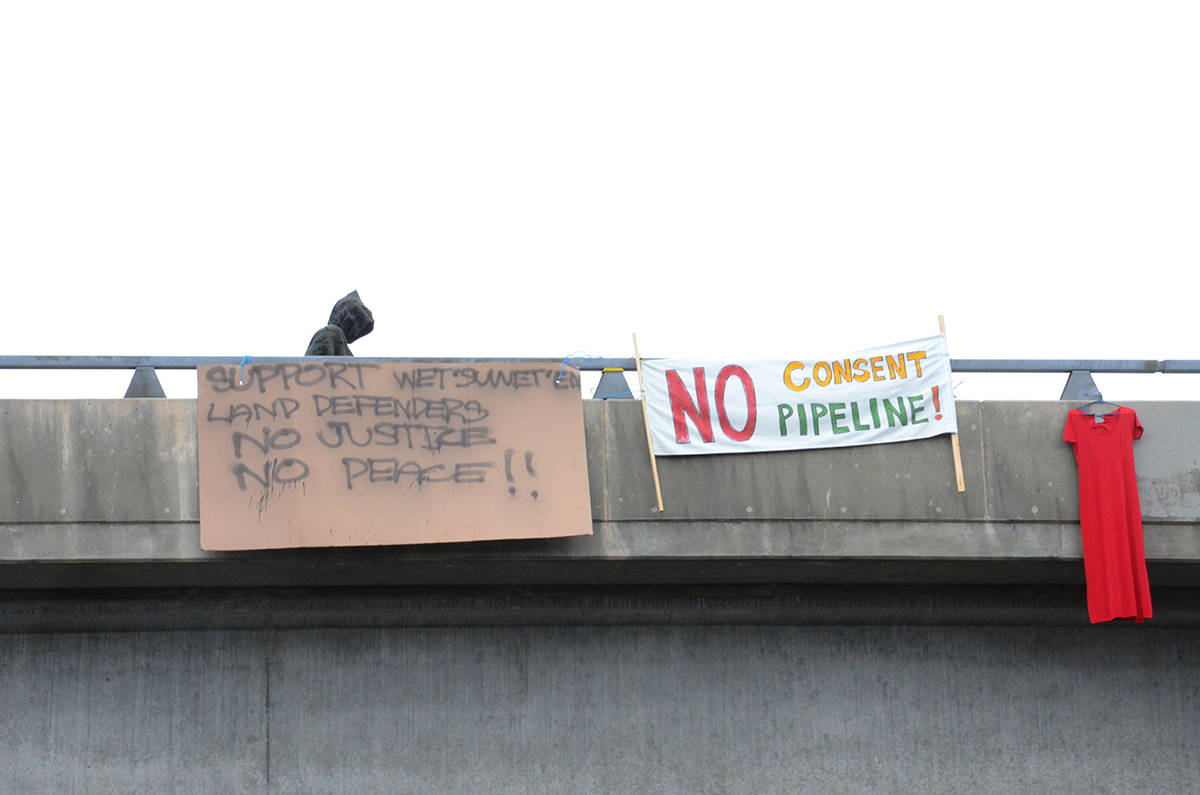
665,368,714,444
714,365,757,442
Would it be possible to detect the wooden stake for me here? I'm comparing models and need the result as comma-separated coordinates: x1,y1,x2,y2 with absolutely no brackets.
939,315,967,493
633,333,665,512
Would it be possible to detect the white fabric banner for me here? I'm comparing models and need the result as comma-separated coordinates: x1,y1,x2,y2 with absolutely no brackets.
642,335,957,456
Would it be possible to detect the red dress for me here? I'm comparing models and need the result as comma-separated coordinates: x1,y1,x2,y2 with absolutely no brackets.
1063,407,1152,623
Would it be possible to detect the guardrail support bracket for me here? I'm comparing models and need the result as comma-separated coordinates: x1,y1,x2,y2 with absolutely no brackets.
1060,370,1101,401
125,367,166,398
593,368,632,399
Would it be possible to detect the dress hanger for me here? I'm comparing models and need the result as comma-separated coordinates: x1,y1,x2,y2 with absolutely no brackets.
1076,395,1122,416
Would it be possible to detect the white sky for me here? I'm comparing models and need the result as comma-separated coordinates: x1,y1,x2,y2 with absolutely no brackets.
2,1,1197,401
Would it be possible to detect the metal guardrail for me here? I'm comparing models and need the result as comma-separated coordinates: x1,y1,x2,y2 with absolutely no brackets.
4,356,1200,372
0,356,638,370
2,356,1198,399
950,359,1200,374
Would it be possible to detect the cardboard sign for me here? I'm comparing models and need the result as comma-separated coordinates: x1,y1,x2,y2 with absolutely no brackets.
642,335,957,455
197,361,592,550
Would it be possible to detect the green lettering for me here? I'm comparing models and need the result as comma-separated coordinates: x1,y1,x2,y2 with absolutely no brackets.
908,395,927,424
869,397,880,427
810,403,828,436
850,402,871,431
882,397,908,427
829,402,849,434
777,404,793,436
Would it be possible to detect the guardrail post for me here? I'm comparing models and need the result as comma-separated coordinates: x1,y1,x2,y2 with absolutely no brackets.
593,367,633,399
124,366,166,398
1060,370,1101,401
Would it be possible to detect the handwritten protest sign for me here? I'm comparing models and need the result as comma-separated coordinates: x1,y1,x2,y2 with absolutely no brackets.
197,362,592,550
642,335,956,455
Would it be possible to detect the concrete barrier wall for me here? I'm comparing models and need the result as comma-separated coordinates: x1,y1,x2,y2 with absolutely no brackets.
2,621,1197,794
2,400,1199,793
0,399,1198,587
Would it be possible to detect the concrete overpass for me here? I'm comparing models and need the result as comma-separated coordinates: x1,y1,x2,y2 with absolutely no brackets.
1,398,1198,792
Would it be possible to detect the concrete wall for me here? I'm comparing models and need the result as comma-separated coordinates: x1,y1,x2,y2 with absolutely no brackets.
1,399,1198,587
2,398,1199,793
3,620,1198,794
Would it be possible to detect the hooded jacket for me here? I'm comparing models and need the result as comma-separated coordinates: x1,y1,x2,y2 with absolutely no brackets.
305,290,374,356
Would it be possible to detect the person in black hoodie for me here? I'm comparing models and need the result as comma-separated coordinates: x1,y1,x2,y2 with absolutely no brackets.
305,290,374,356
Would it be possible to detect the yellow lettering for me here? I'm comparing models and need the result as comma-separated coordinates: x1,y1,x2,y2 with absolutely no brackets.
831,359,854,385
870,356,885,381
852,358,871,383
783,362,810,391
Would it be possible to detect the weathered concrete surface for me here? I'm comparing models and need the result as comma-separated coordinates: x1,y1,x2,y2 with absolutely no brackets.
1,399,1198,587
2,399,1199,794
2,622,1197,794
0,399,197,524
